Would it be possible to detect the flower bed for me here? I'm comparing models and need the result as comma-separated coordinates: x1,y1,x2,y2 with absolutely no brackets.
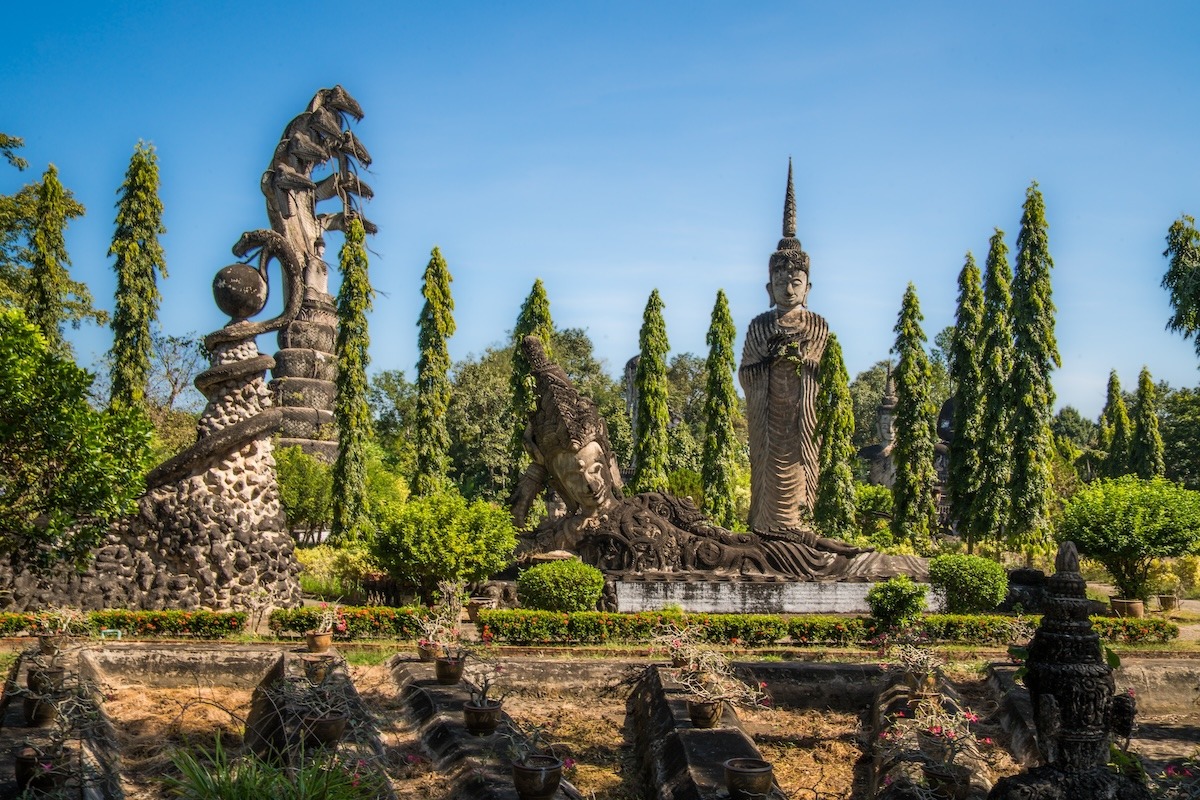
0,610,247,638
268,605,427,639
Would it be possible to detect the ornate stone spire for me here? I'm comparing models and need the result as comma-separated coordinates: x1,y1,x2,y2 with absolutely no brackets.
770,159,809,275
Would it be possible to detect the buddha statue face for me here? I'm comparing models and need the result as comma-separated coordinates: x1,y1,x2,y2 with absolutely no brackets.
550,441,617,516
768,262,810,311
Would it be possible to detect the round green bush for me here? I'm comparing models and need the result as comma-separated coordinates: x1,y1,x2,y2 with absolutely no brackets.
866,575,927,631
517,559,605,612
928,554,1009,614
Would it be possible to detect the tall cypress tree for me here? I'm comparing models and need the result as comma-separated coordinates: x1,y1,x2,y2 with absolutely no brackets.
26,165,100,353
701,289,738,527
948,252,986,551
510,279,554,475
330,217,374,543
814,332,857,539
1100,370,1133,478
412,246,456,496
973,230,1015,549
631,289,670,494
1130,366,1165,479
108,142,167,412
890,283,938,545
1009,182,1059,547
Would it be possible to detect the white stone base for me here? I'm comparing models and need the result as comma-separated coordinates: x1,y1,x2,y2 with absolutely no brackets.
613,577,942,614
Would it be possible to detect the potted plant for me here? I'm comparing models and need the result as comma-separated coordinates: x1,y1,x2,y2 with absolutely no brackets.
267,673,353,749
434,643,468,685
651,619,705,668
462,655,508,736
724,757,775,800
416,580,466,661
673,645,768,729
305,601,346,653
1150,570,1182,612
32,606,84,656
504,725,573,800
889,642,944,703
13,742,65,793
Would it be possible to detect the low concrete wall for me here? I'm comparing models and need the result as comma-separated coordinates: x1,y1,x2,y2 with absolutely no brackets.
614,578,941,614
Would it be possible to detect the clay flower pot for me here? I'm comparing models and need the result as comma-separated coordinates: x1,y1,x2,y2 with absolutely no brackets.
724,757,774,800
1156,595,1180,612
13,745,63,793
37,635,66,657
305,630,334,653
300,711,349,748
27,667,66,694
23,696,58,726
512,754,563,800
466,596,496,623
463,699,503,736
686,699,723,729
416,644,438,662
922,762,972,800
435,657,466,685
1110,598,1145,619
300,654,336,685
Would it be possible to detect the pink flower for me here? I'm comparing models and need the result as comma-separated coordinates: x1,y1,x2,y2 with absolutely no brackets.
980,737,993,745
964,711,978,722
563,758,577,770
895,711,905,718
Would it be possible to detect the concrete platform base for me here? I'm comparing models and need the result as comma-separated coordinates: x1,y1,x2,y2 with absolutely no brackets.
613,575,940,614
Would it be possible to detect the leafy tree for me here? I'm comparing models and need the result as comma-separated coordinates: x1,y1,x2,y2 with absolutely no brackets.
24,165,103,352
928,554,1008,614
1162,386,1200,490
276,445,333,545
1058,476,1200,601
1051,406,1099,451
890,283,938,545
1009,182,1060,548
448,345,519,502
108,142,167,412
948,252,986,550
667,352,707,433
631,289,670,493
369,369,417,478
0,133,28,171
412,247,455,496
0,308,151,568
813,333,857,539
1163,214,1200,359
330,218,374,543
510,279,554,477
701,290,739,527
1129,366,1165,479
371,487,516,603
849,360,891,452
973,230,1015,549
1100,370,1132,478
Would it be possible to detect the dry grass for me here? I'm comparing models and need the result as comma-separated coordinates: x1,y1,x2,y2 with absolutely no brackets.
740,706,863,799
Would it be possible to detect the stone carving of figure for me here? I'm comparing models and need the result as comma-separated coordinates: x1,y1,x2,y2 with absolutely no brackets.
739,161,828,533
511,336,925,582
858,370,898,488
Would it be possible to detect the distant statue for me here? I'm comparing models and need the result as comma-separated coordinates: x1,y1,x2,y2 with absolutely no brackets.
511,337,925,581
739,161,828,533
858,369,898,488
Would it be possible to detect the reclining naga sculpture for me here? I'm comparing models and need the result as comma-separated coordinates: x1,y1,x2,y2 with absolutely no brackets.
510,336,925,581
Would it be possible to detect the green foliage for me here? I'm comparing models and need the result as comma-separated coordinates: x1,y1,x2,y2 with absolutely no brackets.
631,289,671,493
1052,406,1099,451
412,246,455,496
331,217,374,544
1058,476,1200,601
368,369,417,478
666,420,701,475
1009,182,1059,549
1163,214,1200,359
294,545,382,600
974,229,1015,548
667,468,703,504
1101,370,1133,477
928,554,1009,613
850,360,891,453
163,737,384,798
516,559,605,612
268,604,426,640
1130,366,1165,479
370,487,515,601
87,610,247,638
1162,386,1200,490
701,290,740,527
948,252,986,548
1088,616,1180,644
108,142,167,412
866,575,927,631
0,309,151,567
448,344,520,502
814,333,857,538
890,284,938,545
854,483,896,548
510,279,554,474
275,445,333,544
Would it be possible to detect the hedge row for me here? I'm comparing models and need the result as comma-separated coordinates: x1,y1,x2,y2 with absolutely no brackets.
0,610,247,638
478,610,1180,646
267,605,428,639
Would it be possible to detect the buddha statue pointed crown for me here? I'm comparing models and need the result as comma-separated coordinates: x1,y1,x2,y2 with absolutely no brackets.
769,158,810,276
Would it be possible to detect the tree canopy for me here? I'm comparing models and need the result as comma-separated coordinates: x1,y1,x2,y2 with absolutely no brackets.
412,247,455,496
814,332,857,539
1163,214,1200,359
631,289,670,493
701,290,739,528
890,283,938,545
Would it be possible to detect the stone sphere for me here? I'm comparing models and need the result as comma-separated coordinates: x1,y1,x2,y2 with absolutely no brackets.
213,263,268,321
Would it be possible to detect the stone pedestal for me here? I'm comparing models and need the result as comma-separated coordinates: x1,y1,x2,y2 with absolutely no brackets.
612,574,941,614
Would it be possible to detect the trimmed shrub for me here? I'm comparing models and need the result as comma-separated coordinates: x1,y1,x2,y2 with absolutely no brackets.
268,605,427,640
87,610,246,638
928,554,1009,613
866,575,927,631
517,559,605,612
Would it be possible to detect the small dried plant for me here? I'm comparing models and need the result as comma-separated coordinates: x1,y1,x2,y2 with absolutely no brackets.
674,646,768,708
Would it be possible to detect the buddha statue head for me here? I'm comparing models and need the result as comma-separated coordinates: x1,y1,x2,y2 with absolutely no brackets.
766,159,811,311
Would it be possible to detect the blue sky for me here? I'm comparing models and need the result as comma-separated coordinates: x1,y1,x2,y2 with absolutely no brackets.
5,1,1199,418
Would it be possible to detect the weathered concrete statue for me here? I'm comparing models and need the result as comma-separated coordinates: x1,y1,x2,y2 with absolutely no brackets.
988,542,1149,799
739,161,829,533
512,337,924,581
265,86,375,461
858,370,898,488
